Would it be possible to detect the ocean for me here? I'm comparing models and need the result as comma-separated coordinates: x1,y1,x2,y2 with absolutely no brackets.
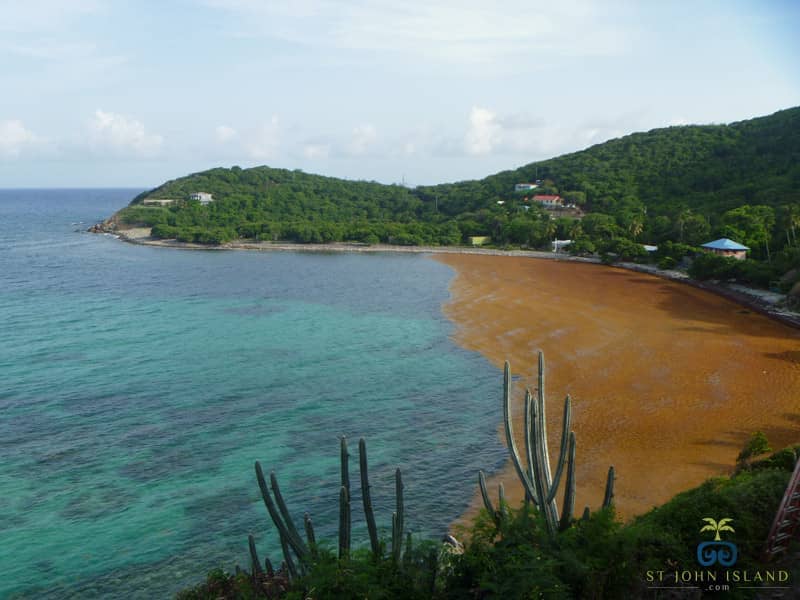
0,189,505,598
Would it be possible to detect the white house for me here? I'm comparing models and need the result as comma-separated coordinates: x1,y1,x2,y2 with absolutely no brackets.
190,192,214,205
532,194,564,208
552,239,572,252
514,183,539,192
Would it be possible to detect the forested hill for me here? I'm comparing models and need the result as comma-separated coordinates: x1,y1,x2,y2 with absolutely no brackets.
119,106,799,255
418,106,800,219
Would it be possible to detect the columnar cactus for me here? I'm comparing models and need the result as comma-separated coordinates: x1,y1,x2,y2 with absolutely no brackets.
339,436,351,559
392,469,405,564
253,436,406,572
359,438,381,556
479,351,615,535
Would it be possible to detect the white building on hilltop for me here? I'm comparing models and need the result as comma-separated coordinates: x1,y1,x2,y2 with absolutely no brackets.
190,192,214,205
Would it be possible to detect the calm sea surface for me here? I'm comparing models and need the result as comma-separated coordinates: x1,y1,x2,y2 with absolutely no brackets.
0,189,504,598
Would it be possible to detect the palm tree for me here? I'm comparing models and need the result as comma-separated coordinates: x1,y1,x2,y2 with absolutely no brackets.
700,517,735,541
628,214,644,239
783,204,800,247
676,208,693,243
541,216,557,242
568,220,583,240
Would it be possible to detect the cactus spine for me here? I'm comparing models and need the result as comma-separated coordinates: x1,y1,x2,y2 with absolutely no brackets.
500,352,615,535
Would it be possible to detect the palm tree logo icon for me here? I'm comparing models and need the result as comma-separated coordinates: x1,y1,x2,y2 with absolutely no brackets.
700,517,735,541
697,517,738,567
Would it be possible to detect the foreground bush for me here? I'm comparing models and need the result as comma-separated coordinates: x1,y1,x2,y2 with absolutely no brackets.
180,446,797,599
446,451,796,599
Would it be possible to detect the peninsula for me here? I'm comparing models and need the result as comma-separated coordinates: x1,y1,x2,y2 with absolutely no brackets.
93,107,799,294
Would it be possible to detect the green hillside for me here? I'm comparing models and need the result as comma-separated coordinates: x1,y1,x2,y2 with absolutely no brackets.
423,106,800,216
116,106,800,275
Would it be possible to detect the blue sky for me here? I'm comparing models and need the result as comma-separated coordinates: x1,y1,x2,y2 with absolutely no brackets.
0,0,798,187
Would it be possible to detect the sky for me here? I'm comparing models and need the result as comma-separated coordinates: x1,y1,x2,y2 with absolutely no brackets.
0,0,798,188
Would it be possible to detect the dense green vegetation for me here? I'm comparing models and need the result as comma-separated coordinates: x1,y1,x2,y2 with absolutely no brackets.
122,168,462,246
116,106,800,287
179,443,799,599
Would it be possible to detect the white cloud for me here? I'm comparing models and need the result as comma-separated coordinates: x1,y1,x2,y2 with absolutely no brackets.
348,124,377,155
215,125,238,143
0,119,40,158
459,106,649,159
88,110,163,157
202,0,628,67
464,107,501,155
244,116,280,159
303,143,330,159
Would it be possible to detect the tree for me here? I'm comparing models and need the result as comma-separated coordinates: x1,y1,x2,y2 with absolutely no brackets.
647,215,673,243
562,190,586,205
507,218,536,245
568,220,583,240
675,208,693,243
720,205,775,258
736,431,772,464
627,214,644,239
568,239,596,255
681,214,710,245
781,204,800,247
582,213,621,240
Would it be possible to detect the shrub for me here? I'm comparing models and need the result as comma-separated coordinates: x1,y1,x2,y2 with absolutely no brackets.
736,431,772,465
688,252,738,280
568,239,596,256
151,223,179,239
657,256,677,270
655,241,695,263
285,544,440,600
731,259,777,288
117,206,169,227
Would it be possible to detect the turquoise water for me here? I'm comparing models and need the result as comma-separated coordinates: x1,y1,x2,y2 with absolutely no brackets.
0,190,505,598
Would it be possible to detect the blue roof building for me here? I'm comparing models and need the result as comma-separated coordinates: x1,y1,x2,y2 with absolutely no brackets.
701,238,749,259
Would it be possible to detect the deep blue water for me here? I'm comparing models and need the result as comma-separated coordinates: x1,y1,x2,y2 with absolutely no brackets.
0,189,505,598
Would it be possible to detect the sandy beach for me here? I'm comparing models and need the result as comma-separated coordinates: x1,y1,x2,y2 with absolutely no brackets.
435,254,800,525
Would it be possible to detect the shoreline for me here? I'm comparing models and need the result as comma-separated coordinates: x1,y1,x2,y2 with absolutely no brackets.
95,225,800,529
96,225,800,331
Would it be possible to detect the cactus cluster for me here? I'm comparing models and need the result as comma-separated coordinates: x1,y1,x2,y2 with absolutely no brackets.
479,351,615,535
251,436,407,582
